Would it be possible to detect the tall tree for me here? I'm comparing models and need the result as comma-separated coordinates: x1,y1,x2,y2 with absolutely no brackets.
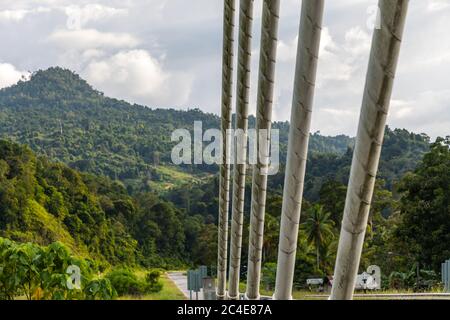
319,180,347,227
395,138,450,272
302,204,334,271
331,0,409,300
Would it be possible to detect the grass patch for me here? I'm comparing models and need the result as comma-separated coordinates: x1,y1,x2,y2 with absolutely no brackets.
119,273,185,300
238,282,448,300
149,165,209,193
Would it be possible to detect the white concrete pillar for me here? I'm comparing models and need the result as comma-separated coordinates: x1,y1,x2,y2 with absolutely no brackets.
228,0,254,300
274,0,325,301
217,0,236,300
245,0,280,301
330,0,409,300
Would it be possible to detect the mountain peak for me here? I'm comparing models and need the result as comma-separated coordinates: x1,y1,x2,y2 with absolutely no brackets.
30,67,89,86
0,67,101,102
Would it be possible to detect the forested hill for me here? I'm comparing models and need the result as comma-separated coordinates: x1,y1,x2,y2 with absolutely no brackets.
0,140,215,268
0,67,220,193
0,67,431,196
0,68,352,186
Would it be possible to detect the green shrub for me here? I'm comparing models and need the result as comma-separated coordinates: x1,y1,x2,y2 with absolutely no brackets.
145,269,163,293
261,263,277,291
106,268,144,296
0,237,114,300
84,278,117,300
105,268,164,296
0,237,163,299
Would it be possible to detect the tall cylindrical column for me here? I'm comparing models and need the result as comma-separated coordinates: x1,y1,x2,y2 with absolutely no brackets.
228,0,254,300
274,0,325,301
245,0,280,301
330,0,409,300
217,0,236,300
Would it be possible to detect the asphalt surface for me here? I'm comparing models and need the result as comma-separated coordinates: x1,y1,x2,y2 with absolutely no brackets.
167,271,204,300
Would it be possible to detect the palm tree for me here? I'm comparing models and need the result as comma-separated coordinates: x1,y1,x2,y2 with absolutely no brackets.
228,0,254,300
273,0,325,300
217,0,236,300
262,213,279,263
319,240,338,275
245,0,280,301
302,205,335,271
330,0,409,300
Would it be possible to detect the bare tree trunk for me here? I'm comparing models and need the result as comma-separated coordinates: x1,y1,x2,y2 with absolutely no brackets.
228,0,254,300
330,0,409,300
217,0,236,300
273,0,324,300
245,0,280,300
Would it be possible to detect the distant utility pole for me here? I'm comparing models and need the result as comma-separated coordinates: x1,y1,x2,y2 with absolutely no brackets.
330,0,409,300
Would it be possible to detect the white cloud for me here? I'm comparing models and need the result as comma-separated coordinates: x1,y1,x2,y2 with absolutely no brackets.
390,99,413,119
317,27,354,83
343,26,371,57
48,28,139,50
83,49,192,107
64,4,128,30
308,25,372,135
81,49,105,60
278,25,371,86
0,3,126,26
277,36,297,63
0,63,29,89
0,10,29,21
276,26,355,84
0,8,50,21
272,24,372,134
427,0,450,12
389,90,450,138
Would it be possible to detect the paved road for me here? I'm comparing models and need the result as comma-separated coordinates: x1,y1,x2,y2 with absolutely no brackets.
167,272,204,300
307,293,450,300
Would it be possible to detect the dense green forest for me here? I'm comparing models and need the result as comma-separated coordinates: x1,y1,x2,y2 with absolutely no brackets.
0,140,217,269
0,67,448,296
0,68,430,197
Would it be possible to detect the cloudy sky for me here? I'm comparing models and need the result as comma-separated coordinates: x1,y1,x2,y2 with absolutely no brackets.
0,0,449,138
